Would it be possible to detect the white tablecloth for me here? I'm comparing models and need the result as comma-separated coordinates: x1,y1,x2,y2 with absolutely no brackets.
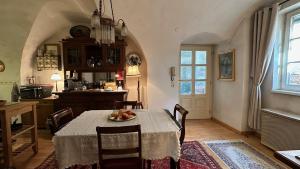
53,109,181,169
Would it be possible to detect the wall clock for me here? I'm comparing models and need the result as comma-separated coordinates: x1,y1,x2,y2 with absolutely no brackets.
126,53,142,66
0,60,5,72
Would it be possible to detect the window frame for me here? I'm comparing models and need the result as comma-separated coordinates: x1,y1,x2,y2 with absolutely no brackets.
273,8,300,94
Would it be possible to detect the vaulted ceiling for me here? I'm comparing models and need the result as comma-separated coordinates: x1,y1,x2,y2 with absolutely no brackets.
1,0,275,106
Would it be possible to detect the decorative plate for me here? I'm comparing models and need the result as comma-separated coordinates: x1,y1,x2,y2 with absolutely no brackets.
0,100,6,106
0,60,5,72
126,53,142,66
70,25,91,38
108,114,136,122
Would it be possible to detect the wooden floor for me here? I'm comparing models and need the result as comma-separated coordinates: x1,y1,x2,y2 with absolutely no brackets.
12,119,288,169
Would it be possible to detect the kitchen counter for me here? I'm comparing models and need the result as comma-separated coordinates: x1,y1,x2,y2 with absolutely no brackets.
53,90,128,116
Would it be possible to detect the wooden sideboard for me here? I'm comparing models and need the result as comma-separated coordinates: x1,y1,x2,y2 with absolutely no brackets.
0,101,38,169
21,97,56,129
53,90,128,117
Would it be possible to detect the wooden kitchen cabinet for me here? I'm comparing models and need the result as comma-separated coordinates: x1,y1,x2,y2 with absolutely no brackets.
62,37,126,80
21,97,56,129
53,90,128,117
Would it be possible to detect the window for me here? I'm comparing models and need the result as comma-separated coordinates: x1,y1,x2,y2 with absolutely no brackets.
179,50,207,95
273,9,300,93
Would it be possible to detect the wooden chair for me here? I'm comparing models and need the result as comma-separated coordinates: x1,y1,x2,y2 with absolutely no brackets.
96,125,143,169
173,104,189,169
114,101,138,109
48,107,74,134
173,104,189,145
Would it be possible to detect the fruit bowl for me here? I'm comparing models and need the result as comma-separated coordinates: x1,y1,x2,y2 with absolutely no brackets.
108,109,136,122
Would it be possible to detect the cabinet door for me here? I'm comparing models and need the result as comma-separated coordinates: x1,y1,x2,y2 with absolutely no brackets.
105,45,125,71
63,45,82,69
37,104,54,128
85,45,103,68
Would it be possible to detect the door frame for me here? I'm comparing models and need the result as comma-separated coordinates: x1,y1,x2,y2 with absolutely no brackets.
179,45,213,119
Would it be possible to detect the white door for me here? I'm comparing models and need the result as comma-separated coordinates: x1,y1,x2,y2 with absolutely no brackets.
179,45,212,119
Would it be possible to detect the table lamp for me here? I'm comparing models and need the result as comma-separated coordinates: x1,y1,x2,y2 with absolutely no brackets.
51,73,61,92
126,65,141,101
115,71,124,91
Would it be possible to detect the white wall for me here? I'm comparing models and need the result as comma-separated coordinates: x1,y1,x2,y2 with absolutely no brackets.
213,18,251,131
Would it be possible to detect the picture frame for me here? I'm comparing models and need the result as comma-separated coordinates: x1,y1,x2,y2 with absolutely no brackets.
36,44,62,71
44,44,60,56
218,49,235,81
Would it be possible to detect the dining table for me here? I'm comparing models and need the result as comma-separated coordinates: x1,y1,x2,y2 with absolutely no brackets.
53,109,181,169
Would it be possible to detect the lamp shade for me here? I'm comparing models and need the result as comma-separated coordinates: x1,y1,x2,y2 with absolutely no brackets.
51,73,61,81
126,65,141,77
115,71,124,80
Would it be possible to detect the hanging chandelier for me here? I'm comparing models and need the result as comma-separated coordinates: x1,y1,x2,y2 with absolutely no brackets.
90,0,128,45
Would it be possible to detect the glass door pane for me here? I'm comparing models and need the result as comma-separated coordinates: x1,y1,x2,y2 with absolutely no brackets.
195,66,206,80
181,51,192,64
180,66,192,80
195,51,207,64
195,81,206,94
180,81,192,95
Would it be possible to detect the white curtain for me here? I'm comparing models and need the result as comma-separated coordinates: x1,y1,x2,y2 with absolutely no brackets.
248,4,279,130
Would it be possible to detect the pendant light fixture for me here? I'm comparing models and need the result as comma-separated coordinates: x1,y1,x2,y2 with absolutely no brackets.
90,0,128,45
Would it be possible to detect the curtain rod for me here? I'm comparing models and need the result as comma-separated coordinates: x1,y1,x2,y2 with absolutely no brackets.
279,0,290,5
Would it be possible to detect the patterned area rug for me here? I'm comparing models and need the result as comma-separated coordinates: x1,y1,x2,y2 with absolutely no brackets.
35,141,221,169
205,140,285,169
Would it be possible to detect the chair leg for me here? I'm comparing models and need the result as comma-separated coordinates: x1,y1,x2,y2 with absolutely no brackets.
176,159,180,169
147,160,151,169
170,158,176,169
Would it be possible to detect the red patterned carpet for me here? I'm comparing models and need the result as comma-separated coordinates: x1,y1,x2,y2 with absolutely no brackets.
35,141,221,169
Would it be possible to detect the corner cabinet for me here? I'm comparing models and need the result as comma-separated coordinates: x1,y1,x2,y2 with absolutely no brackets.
62,37,126,78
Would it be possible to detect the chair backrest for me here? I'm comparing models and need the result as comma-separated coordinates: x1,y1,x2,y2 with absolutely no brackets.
48,107,73,134
96,125,142,169
114,101,138,109
173,104,189,145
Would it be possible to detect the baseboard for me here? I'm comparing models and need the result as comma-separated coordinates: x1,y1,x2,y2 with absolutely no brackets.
211,117,259,137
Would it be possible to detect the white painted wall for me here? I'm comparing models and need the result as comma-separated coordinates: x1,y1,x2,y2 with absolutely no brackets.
213,18,251,131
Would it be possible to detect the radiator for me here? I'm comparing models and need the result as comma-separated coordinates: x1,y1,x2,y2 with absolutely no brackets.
261,108,300,151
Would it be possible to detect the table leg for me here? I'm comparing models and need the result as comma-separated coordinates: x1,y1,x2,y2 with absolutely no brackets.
31,105,38,153
1,113,13,168
170,158,177,169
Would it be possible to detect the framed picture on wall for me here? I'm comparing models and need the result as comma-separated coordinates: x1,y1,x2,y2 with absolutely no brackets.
44,44,60,56
218,49,235,81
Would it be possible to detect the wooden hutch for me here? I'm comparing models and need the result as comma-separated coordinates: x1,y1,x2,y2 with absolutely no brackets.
62,37,126,79
54,37,128,116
